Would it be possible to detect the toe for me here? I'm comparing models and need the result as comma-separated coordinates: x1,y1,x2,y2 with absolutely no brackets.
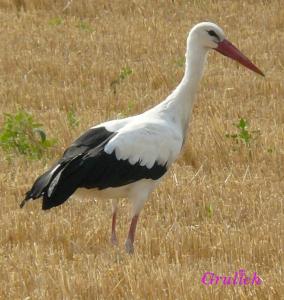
125,238,134,254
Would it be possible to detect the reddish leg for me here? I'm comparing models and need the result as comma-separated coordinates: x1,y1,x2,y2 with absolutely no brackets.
110,211,118,246
125,214,139,254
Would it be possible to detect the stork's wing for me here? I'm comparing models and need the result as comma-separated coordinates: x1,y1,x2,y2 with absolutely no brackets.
104,120,183,168
21,119,181,210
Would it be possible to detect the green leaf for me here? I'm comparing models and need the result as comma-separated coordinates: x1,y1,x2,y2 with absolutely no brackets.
119,66,133,80
237,118,247,130
205,203,213,218
33,128,47,143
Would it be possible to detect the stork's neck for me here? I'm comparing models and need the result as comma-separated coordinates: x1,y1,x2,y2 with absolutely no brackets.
151,42,208,137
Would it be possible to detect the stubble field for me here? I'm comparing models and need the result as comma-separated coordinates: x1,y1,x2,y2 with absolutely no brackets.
0,0,283,299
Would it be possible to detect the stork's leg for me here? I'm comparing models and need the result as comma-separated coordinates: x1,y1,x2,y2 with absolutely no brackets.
125,195,148,254
110,199,118,246
125,214,139,254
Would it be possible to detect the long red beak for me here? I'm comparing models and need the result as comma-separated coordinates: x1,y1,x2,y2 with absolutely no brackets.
215,39,264,76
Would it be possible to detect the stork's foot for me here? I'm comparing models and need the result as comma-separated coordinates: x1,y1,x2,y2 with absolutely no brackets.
125,238,134,254
110,233,118,246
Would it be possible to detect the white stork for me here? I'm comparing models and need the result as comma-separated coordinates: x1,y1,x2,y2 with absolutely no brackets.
20,22,264,253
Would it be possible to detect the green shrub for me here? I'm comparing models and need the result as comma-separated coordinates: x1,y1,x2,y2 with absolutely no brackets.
226,118,259,145
67,109,79,128
110,66,133,95
0,111,56,159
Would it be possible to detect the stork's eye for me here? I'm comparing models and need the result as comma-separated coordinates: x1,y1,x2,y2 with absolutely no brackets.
207,30,220,41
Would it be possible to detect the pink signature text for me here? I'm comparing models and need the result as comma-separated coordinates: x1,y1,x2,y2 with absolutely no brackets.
201,269,262,286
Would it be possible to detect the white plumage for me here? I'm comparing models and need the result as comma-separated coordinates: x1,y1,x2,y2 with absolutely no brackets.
21,22,263,254
103,117,183,168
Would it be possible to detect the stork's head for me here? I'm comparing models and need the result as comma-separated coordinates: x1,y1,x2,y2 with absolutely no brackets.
188,22,264,76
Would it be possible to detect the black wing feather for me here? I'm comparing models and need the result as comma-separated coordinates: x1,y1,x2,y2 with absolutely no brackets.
81,149,166,189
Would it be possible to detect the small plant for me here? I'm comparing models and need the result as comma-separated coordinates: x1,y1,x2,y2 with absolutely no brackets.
67,110,79,128
110,66,133,94
205,203,213,218
127,100,135,113
48,17,63,26
0,111,56,159
77,20,93,32
119,66,132,80
176,56,185,68
226,118,259,145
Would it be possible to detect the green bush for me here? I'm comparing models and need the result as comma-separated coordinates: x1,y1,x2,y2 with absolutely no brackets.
225,118,259,145
0,111,56,159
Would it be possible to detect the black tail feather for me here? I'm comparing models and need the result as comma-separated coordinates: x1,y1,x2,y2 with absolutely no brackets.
21,127,116,210
41,154,101,209
40,139,112,210
19,196,29,208
20,163,63,208
41,156,85,209
21,147,106,210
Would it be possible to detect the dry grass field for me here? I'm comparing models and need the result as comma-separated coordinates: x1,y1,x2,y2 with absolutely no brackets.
0,0,283,299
